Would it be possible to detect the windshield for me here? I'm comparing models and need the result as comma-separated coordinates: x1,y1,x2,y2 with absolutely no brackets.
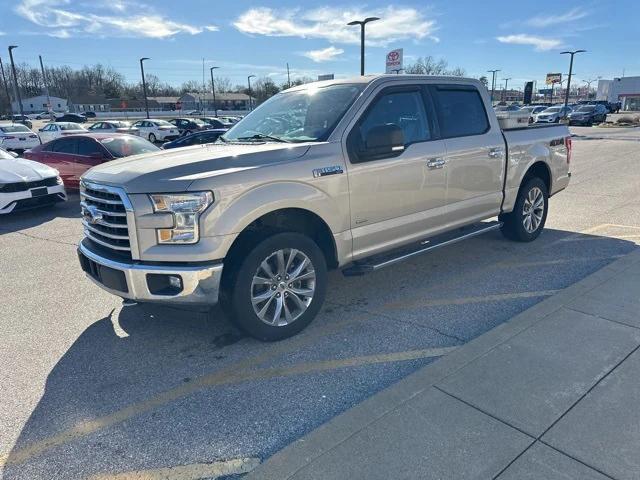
60,123,84,130
1,125,30,133
222,83,364,143
543,107,561,113
577,106,595,112
152,120,173,127
100,136,160,158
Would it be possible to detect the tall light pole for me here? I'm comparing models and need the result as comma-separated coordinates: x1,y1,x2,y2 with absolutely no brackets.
139,57,150,119
501,77,511,102
39,55,52,116
561,49,586,118
8,46,25,120
210,66,219,117
347,17,380,76
582,78,598,101
0,57,13,117
247,74,256,111
487,69,500,104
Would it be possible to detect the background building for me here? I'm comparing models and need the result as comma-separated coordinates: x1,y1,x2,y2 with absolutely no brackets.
11,95,67,113
597,77,640,111
178,92,254,111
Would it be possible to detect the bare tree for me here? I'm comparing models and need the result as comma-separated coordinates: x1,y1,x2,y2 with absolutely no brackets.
404,56,465,76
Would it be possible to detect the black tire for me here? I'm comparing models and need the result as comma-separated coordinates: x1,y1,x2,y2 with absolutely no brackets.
221,232,327,341
148,133,156,143
500,177,549,242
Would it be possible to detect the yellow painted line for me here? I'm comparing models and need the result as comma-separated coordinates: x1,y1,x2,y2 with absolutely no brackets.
88,457,261,480
0,345,455,468
499,254,627,269
0,313,361,468
383,290,559,310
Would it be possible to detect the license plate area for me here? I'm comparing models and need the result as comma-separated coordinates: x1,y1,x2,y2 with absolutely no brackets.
31,187,48,197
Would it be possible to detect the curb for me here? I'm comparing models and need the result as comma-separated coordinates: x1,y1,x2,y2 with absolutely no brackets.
248,248,640,480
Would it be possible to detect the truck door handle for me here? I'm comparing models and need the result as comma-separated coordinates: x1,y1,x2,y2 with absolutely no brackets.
427,158,446,169
488,148,504,159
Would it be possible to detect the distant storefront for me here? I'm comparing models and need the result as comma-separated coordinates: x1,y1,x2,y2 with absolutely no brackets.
11,95,67,113
597,77,640,111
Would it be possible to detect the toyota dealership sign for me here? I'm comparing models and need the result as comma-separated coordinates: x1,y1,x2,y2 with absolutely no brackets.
385,48,403,74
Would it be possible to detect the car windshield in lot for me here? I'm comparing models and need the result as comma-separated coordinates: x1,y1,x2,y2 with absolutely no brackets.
99,136,160,157
542,107,561,113
153,120,173,127
60,123,85,130
0,125,31,133
222,83,364,143
577,106,596,112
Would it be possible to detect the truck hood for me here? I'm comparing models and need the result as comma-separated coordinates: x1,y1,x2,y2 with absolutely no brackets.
82,142,311,193
0,158,58,183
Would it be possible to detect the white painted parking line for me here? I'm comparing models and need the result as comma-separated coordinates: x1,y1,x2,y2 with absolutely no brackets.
88,457,261,480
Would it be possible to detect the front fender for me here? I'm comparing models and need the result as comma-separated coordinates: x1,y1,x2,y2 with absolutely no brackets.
200,180,350,238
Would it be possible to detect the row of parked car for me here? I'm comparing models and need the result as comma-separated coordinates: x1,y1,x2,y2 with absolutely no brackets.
495,102,609,126
0,114,243,214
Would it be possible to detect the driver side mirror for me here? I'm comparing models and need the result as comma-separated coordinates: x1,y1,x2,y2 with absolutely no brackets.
361,124,405,160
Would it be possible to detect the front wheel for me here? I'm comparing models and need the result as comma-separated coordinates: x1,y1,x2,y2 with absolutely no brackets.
148,133,157,143
222,232,328,341
500,177,548,242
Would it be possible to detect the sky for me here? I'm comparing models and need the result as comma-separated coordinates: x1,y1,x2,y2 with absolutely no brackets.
0,0,638,91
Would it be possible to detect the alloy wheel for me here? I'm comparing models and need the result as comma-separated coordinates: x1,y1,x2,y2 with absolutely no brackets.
250,249,316,327
522,186,544,233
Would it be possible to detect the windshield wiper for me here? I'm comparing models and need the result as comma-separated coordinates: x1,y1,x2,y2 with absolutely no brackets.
235,134,290,143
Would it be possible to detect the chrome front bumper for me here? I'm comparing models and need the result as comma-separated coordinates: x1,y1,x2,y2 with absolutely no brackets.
78,240,223,306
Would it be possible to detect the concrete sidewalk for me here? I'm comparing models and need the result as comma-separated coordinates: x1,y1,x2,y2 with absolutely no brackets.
248,249,640,480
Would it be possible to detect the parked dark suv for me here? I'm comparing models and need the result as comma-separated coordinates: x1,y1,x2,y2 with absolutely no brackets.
169,118,208,136
568,104,608,126
56,113,87,123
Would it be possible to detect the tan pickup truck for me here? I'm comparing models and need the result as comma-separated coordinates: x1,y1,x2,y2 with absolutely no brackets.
78,75,571,340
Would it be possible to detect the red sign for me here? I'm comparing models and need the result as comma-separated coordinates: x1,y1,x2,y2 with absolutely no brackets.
121,101,127,109
176,101,182,110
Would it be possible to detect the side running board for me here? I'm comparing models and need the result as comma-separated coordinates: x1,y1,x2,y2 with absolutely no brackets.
342,221,503,276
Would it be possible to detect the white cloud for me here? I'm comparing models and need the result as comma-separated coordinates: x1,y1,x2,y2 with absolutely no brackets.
233,6,437,47
205,25,219,32
15,0,206,38
526,8,590,28
303,46,344,62
496,34,563,51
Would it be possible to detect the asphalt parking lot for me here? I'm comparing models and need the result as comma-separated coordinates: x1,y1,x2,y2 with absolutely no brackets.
1,126,639,479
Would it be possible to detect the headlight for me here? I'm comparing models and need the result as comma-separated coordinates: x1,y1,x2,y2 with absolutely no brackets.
150,191,213,244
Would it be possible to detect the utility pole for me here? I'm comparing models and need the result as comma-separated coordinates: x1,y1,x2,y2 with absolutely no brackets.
139,57,150,119
210,66,219,117
501,77,511,102
0,57,13,117
560,49,586,119
286,63,291,89
487,69,500,104
247,74,256,111
39,55,52,116
347,17,380,76
8,46,25,119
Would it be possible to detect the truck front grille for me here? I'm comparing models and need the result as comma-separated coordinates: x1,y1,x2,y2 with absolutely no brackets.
80,182,136,260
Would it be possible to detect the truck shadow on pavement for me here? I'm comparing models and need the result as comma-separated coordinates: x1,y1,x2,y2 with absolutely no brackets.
2,228,638,479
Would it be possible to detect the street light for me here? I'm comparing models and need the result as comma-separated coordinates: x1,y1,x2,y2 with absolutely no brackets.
560,49,586,118
139,57,150,119
8,46,25,120
487,69,500,104
501,77,512,101
247,74,256,111
347,17,380,76
210,66,219,116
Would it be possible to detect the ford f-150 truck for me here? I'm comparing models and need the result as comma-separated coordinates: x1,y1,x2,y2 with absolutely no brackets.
77,75,571,340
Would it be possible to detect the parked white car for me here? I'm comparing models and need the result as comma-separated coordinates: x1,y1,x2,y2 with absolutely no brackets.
38,122,87,144
0,147,66,214
88,121,140,136
131,119,180,143
0,123,41,151
535,106,572,123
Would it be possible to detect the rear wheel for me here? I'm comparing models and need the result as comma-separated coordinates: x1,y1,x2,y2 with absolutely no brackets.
148,133,156,143
221,232,327,341
500,177,548,242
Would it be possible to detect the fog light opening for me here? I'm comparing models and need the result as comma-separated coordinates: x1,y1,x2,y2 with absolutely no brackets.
146,273,184,296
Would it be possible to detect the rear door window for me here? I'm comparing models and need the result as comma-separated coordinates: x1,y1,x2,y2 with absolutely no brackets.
432,86,490,138
77,138,104,156
52,138,78,154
